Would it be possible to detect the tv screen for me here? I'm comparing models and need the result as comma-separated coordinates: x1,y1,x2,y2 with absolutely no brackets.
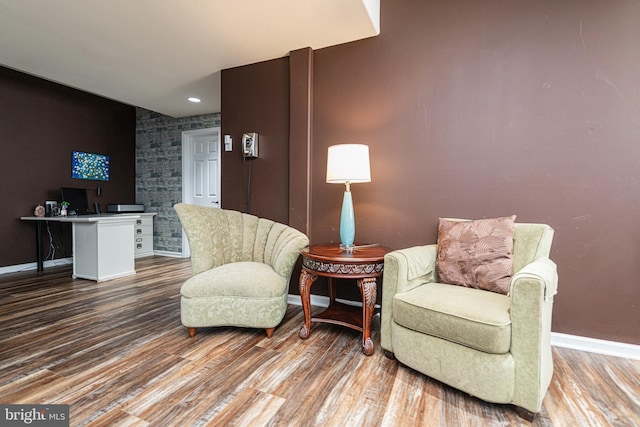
60,187,89,214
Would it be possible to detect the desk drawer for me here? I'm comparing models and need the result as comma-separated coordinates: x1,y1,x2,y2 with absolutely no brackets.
135,224,153,236
135,236,154,257
134,214,155,258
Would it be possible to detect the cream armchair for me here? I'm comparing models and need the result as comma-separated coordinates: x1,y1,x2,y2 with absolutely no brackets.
381,223,557,418
174,204,309,338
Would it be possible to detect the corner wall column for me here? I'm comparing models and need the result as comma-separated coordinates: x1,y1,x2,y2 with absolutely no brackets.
288,47,314,239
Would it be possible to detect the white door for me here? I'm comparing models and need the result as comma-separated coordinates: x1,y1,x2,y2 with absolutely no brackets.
182,127,221,257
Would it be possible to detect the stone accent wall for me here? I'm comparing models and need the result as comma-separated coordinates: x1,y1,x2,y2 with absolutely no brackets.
135,108,221,254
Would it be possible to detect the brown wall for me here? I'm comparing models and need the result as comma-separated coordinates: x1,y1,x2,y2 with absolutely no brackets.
220,59,291,223
221,0,640,345
0,66,136,267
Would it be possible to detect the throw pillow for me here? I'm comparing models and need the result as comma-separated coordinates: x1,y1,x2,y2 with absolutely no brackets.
436,215,516,295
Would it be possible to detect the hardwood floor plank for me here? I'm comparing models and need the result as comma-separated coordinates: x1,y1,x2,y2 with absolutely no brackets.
556,349,640,426
381,365,443,426
1,256,639,426
86,409,149,427
0,369,65,403
312,332,398,426
204,388,286,426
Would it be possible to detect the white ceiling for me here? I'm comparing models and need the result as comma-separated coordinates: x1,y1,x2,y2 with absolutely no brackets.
0,0,379,117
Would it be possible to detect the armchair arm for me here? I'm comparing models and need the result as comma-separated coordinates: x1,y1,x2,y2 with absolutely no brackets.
174,203,217,276
509,257,558,412
268,225,309,279
510,257,558,299
381,244,437,352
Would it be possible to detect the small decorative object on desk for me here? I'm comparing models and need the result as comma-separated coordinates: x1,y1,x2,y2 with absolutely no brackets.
60,201,69,216
34,205,45,217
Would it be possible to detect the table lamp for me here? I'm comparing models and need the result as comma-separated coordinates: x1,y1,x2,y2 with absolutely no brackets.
326,144,371,249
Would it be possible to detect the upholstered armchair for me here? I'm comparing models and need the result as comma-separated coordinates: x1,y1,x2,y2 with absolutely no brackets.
381,220,557,418
174,204,309,338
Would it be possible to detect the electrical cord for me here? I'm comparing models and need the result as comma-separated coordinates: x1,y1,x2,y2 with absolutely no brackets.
244,156,253,214
45,222,55,260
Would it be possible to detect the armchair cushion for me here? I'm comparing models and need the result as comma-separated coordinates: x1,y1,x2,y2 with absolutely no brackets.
181,262,286,299
393,283,512,354
436,216,516,295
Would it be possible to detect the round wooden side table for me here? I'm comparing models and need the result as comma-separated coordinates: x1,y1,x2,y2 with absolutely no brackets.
298,243,391,356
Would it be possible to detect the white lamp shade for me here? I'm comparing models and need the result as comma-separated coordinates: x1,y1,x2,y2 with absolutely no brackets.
326,144,371,184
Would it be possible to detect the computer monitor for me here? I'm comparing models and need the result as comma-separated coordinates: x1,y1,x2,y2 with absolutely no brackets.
60,187,89,215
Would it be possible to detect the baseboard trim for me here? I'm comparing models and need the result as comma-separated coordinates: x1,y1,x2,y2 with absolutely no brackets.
152,250,184,258
288,294,329,308
551,332,640,360
0,257,73,275
287,294,378,309
287,294,640,361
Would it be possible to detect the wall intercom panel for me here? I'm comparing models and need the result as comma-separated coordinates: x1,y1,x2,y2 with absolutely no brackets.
242,133,259,158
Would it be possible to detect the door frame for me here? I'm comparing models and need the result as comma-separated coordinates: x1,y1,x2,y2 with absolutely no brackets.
181,127,221,257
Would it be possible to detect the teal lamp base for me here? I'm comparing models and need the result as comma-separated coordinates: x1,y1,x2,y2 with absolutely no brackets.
340,190,355,249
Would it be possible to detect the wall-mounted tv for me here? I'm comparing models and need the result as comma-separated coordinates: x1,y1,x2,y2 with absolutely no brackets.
72,151,110,181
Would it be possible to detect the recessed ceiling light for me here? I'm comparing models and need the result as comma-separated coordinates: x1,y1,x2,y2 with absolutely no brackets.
188,97,201,103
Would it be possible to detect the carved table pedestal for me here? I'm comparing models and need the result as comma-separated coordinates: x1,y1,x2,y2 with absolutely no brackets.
298,243,391,355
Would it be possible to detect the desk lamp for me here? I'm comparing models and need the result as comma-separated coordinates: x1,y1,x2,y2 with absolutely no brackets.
326,144,371,249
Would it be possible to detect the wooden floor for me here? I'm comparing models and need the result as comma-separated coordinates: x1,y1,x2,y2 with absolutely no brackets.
0,257,639,427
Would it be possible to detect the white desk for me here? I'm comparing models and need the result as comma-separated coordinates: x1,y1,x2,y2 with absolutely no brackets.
21,214,140,282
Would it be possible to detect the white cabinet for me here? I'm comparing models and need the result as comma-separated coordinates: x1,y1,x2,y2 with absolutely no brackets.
71,215,138,281
134,213,156,258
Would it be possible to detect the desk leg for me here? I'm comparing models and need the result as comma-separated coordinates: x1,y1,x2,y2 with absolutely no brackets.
358,277,377,356
35,221,44,272
298,269,317,339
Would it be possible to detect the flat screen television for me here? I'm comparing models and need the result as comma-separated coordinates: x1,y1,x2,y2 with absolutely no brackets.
60,187,90,215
